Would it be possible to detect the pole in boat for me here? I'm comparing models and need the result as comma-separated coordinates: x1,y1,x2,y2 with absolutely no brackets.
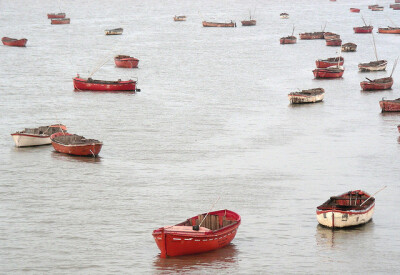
390,56,399,77
193,196,221,231
361,15,368,27
291,24,295,36
360,186,387,206
371,31,379,61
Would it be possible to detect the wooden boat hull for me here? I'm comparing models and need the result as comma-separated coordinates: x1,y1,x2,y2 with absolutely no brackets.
173,16,186,21
360,78,393,90
241,20,256,26
326,39,342,46
202,21,236,27
341,43,357,52
73,76,137,92
288,93,324,104
368,5,379,9
316,206,374,228
152,210,240,258
350,8,360,13
358,61,387,72
379,99,400,112
51,18,70,24
12,134,52,147
313,68,344,78
2,37,27,47
105,28,123,35
316,58,344,68
50,133,102,157
280,14,289,19
114,56,139,68
353,26,373,33
280,37,296,44
378,28,400,34
371,6,384,11
47,13,66,19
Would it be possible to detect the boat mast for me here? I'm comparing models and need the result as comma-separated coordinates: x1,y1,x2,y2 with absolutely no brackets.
390,57,399,77
371,31,379,61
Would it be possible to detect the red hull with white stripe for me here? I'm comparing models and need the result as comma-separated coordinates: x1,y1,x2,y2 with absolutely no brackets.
50,132,102,157
152,209,240,257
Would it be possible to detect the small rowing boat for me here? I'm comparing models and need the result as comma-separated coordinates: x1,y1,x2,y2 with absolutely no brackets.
316,190,376,228
11,124,67,147
2,37,27,47
288,88,325,104
73,75,138,92
360,77,393,91
51,18,70,24
105,28,123,35
202,21,236,27
47,13,66,19
313,66,344,78
152,209,241,257
316,57,344,68
114,55,139,68
50,132,103,157
341,42,357,52
173,15,186,21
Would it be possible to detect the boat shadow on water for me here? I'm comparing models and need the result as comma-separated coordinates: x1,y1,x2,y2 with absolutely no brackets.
153,244,238,273
315,221,374,248
50,151,102,163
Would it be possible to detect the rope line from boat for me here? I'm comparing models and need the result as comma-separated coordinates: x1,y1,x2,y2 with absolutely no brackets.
390,56,399,77
360,186,387,206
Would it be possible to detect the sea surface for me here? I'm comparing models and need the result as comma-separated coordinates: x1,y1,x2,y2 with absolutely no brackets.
1,0,400,273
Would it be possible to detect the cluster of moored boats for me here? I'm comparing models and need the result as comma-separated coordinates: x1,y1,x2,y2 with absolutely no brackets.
282,3,399,111
153,187,384,257
173,14,257,27
47,12,70,24
11,124,103,157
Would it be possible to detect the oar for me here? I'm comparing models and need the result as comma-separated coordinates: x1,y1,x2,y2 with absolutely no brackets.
366,77,373,82
360,186,387,206
390,56,399,77
193,196,221,230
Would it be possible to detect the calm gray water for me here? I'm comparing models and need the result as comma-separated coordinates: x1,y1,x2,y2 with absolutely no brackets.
1,0,400,273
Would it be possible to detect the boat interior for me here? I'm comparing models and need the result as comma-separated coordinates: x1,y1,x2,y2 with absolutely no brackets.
181,214,237,231
53,134,101,145
317,192,375,211
20,125,64,135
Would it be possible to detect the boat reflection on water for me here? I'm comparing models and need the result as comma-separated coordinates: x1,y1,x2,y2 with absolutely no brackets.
51,151,102,163
153,243,238,273
315,221,374,248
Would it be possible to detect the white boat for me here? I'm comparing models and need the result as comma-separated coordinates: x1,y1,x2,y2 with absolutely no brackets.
11,124,67,147
316,190,375,228
105,28,123,35
358,60,387,72
288,88,325,104
280,13,289,19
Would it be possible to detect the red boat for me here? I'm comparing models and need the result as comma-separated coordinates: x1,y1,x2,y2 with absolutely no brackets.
313,66,344,78
51,18,70,24
280,36,297,44
397,125,400,133
368,5,379,9
371,6,384,11
378,27,400,34
2,37,27,47
326,38,342,46
360,77,393,91
391,4,400,9
47,13,66,19
379,98,400,112
353,26,373,33
350,8,360,13
73,75,138,92
316,57,344,68
323,32,339,39
50,132,103,157
114,55,139,68
299,32,325,40
152,209,241,258
396,0,400,3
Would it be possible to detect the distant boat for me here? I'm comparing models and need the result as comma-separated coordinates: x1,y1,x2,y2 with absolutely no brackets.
341,42,357,52
391,4,400,9
397,124,400,133
316,57,344,68
316,190,375,228
152,209,241,257
73,75,138,92
396,0,400,3
358,60,387,72
353,26,373,33
280,13,289,19
325,38,342,46
379,98,400,112
350,8,360,13
241,19,256,26
371,6,384,11
114,55,139,68
368,5,379,9
313,66,344,78
378,27,400,34
173,15,186,21
323,32,340,39
299,32,325,40
105,28,123,35
280,36,297,44
11,124,67,147
2,37,27,47
51,18,70,24
202,21,236,27
47,13,66,19
360,77,393,90
50,132,103,157
288,88,325,104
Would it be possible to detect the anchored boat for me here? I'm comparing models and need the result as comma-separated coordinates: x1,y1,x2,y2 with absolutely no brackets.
73,75,138,92
152,209,241,257
50,132,103,157
47,13,66,19
2,37,27,47
202,21,236,27
316,57,344,68
114,55,139,68
288,88,325,104
11,124,67,147
105,28,123,35
313,66,344,78
341,42,357,52
316,190,376,228
360,77,393,91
